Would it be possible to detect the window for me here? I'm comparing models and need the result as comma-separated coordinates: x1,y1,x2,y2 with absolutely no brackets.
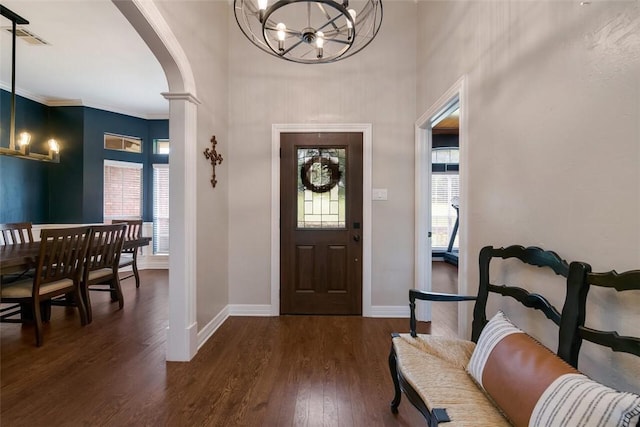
103,160,142,221
432,147,459,250
154,139,170,155
153,164,169,254
104,133,142,153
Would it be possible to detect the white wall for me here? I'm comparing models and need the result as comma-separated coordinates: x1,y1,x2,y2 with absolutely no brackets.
154,1,230,330
417,1,639,392
227,2,417,309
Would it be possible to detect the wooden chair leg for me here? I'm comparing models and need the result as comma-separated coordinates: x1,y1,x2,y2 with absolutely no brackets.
132,252,140,288
40,300,51,322
75,286,88,326
389,342,402,414
33,299,43,347
112,278,124,310
82,283,93,324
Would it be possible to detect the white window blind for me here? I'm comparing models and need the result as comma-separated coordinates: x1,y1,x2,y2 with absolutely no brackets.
104,160,142,221
153,164,169,254
431,173,459,250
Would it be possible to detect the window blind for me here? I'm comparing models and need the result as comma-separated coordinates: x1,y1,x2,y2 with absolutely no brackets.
153,164,169,254
103,160,142,221
431,173,459,250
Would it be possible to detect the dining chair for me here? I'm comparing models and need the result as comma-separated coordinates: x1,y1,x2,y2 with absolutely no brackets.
111,219,143,288
0,222,34,245
82,224,127,323
0,226,91,346
0,222,36,284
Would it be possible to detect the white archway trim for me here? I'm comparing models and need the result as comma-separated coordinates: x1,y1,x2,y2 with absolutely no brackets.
162,92,201,105
164,94,199,362
131,0,197,94
415,76,468,334
271,124,373,317
114,0,200,361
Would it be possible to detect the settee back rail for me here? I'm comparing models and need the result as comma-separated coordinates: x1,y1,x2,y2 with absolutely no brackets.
571,263,640,358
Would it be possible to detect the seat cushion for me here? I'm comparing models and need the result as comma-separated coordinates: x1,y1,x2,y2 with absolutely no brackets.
393,334,510,426
87,268,114,282
1,278,75,298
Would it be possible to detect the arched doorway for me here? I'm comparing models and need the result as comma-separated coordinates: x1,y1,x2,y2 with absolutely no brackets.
113,0,199,361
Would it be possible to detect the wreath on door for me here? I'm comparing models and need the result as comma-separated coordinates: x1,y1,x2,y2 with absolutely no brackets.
300,156,342,193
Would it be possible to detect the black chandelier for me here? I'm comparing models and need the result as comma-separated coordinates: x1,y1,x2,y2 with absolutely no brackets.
234,0,383,64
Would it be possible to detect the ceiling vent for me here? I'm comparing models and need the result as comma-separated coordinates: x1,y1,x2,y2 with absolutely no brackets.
2,26,49,45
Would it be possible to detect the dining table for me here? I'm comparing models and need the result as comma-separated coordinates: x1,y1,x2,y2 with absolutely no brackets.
0,235,151,322
0,237,151,275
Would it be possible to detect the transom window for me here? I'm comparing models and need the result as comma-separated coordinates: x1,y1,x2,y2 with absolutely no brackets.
104,133,142,153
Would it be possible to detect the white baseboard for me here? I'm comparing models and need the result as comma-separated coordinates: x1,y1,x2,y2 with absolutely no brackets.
228,304,274,316
166,321,198,362
197,306,230,349
369,305,410,318
137,255,169,270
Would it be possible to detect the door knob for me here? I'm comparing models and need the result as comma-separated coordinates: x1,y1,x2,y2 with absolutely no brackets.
353,234,360,242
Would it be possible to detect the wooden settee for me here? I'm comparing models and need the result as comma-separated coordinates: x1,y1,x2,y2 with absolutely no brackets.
388,245,640,426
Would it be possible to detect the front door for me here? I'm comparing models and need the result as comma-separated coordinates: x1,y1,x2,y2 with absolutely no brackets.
280,132,363,315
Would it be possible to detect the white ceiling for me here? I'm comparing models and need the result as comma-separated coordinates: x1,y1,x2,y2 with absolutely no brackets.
0,1,168,119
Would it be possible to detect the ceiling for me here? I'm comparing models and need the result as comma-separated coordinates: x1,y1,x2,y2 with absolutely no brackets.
0,1,168,119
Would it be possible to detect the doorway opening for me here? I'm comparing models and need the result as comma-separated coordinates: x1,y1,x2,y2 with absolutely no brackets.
414,77,467,335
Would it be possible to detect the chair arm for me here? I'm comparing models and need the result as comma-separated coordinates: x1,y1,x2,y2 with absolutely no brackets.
409,290,477,337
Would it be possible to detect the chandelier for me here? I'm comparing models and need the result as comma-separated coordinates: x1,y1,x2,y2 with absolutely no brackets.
0,5,60,162
234,0,383,64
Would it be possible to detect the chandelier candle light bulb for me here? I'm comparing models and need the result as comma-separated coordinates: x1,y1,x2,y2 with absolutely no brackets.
18,132,31,155
316,31,324,58
276,22,287,51
234,0,382,63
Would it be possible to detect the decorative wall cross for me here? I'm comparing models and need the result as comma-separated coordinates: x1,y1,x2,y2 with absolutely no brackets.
203,135,223,188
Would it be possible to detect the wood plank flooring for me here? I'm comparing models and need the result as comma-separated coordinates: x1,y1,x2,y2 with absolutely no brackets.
1,264,458,426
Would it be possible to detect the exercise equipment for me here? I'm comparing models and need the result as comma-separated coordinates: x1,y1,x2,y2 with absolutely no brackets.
443,197,459,266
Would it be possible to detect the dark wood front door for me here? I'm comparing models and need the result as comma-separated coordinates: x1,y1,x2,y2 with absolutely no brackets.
280,132,363,315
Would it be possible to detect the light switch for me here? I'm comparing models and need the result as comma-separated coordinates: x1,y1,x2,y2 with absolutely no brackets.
372,188,388,201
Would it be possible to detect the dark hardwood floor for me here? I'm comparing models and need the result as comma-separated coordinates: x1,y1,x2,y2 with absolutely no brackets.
1,264,457,426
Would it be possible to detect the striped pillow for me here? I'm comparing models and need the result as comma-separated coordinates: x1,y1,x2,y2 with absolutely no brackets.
467,311,640,427
467,310,523,386
531,373,640,427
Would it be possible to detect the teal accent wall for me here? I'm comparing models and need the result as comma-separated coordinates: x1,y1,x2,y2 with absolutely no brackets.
0,90,51,223
0,90,168,224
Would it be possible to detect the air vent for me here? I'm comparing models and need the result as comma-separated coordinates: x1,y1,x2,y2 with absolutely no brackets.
2,26,49,45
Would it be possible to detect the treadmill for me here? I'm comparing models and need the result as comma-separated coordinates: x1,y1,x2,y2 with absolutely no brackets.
442,197,459,266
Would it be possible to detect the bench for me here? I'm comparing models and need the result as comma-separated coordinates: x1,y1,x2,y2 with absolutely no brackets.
388,245,640,426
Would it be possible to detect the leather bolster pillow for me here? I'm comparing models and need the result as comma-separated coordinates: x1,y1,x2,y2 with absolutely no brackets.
467,311,640,427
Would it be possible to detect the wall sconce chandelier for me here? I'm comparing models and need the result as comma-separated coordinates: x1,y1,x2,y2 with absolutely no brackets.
0,5,60,163
234,0,383,64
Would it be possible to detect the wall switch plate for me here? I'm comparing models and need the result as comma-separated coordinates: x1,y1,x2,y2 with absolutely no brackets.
372,188,388,201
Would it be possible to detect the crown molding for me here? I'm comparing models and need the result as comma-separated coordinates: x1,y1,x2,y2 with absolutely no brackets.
0,82,169,120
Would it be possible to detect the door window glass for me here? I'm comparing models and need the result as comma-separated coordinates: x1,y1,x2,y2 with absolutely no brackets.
297,148,346,228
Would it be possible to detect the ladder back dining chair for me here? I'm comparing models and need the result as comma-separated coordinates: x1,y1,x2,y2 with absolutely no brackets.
0,226,92,346
0,222,34,245
82,224,127,323
0,222,36,284
111,219,143,288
